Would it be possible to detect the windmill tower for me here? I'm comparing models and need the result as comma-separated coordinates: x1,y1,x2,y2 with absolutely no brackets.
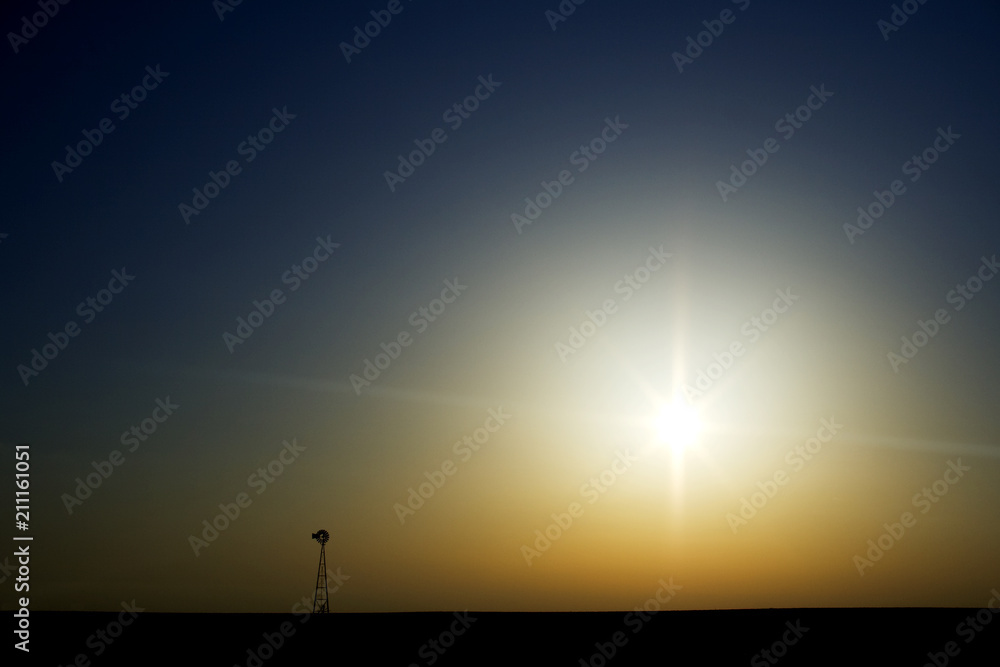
311,530,330,613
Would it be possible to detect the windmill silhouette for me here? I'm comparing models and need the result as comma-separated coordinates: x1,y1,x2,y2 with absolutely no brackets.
311,530,330,613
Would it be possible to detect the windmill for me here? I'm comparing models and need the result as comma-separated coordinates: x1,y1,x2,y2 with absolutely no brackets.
311,530,330,613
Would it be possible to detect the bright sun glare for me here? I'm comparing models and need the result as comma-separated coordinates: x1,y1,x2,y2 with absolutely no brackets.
655,400,702,450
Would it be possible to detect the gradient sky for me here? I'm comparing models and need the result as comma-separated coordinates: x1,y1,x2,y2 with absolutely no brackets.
2,0,1000,613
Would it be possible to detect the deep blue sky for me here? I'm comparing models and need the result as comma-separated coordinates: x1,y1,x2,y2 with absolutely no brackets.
2,0,1000,613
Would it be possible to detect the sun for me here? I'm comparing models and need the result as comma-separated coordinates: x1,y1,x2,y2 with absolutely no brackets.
654,399,702,451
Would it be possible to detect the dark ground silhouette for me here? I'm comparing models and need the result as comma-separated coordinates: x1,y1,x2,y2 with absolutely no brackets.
16,607,1000,665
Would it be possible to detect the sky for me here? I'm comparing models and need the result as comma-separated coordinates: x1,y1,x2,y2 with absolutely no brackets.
2,0,1000,613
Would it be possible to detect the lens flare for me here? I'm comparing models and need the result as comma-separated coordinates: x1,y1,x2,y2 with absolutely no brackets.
655,400,702,451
